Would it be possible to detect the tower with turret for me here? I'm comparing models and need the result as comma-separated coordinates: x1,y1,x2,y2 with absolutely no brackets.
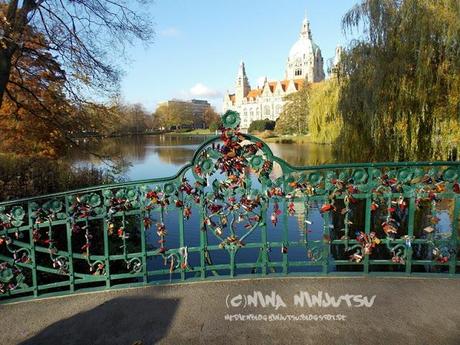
235,61,251,103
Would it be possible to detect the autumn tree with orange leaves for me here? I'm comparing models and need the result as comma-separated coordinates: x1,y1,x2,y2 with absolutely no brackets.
0,1,152,156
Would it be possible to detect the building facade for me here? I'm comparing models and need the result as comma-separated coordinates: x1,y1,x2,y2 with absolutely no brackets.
157,99,211,129
223,15,325,129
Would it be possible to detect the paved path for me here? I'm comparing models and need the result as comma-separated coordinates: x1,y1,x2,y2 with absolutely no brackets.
1,277,459,345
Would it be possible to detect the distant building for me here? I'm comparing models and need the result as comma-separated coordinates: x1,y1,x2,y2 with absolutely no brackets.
157,98,211,129
190,99,211,118
223,15,325,129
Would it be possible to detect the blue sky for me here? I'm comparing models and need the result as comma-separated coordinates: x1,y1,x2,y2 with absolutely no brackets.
120,0,360,112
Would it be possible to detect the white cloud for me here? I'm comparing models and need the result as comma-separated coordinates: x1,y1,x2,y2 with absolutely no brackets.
170,83,223,112
159,27,181,37
189,83,222,99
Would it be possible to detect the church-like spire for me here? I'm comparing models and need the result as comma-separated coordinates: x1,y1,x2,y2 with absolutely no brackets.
235,60,250,100
300,12,312,39
237,60,247,79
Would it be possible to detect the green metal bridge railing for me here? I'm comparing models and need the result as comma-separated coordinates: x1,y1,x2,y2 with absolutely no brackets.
0,111,459,303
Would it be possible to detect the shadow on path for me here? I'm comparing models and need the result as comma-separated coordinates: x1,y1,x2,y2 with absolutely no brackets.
19,296,179,345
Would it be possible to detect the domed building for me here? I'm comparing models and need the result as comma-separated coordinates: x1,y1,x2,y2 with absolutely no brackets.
285,17,325,81
223,15,325,129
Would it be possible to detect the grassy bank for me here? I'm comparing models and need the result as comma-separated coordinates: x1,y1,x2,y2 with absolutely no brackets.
167,128,316,143
263,134,312,144
168,129,215,135
249,130,313,144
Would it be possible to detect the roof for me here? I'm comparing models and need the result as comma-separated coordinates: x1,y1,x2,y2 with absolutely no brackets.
227,79,307,104
293,79,305,90
258,78,305,97
246,89,262,99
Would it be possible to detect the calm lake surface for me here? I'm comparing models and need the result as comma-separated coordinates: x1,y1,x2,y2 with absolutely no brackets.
70,134,335,180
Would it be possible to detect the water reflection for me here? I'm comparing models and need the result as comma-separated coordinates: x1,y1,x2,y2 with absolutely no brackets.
69,135,336,180
269,143,334,166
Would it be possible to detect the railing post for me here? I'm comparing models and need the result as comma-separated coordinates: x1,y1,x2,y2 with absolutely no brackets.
364,196,371,274
140,213,148,284
64,197,75,293
230,250,235,278
27,201,38,297
449,196,459,275
199,198,206,279
103,193,111,288
178,197,185,281
405,196,416,274
261,203,268,275
322,197,330,274
282,196,289,275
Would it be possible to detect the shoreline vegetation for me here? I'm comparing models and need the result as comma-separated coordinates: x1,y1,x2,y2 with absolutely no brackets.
0,154,120,202
253,131,313,144
165,129,319,145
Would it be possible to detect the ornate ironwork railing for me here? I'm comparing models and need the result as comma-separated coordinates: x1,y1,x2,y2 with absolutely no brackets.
1,111,459,302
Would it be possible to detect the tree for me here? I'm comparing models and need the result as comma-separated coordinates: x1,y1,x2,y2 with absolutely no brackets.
248,119,275,133
209,121,221,132
0,1,152,153
0,12,126,156
153,103,194,130
275,86,310,135
0,1,152,106
308,79,342,144
117,103,151,134
0,22,74,155
337,0,460,161
203,107,220,129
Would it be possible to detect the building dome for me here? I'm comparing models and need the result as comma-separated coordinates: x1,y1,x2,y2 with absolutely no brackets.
288,37,318,62
285,16,324,82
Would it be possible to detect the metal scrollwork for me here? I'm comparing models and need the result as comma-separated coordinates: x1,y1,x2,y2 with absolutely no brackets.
0,110,459,301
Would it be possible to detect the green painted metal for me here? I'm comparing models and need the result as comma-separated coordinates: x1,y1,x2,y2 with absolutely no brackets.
0,110,459,303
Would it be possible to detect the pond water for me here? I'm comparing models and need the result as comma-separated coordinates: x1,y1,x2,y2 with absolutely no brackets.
69,134,335,180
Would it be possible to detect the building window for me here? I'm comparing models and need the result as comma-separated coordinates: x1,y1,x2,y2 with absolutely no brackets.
295,69,302,76
264,105,271,117
275,105,282,115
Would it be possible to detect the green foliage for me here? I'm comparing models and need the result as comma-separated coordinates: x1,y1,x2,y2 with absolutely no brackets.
337,0,460,161
274,0,459,162
308,80,342,144
248,119,276,133
203,108,221,129
209,121,221,132
154,103,194,130
275,87,309,135
106,102,153,135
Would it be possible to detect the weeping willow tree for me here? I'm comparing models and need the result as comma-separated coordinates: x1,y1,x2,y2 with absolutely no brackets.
275,86,310,135
337,0,460,161
308,79,342,144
